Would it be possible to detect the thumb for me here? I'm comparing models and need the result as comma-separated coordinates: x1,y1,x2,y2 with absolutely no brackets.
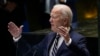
20,25,24,30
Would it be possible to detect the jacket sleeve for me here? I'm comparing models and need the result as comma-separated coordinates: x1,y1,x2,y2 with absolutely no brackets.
14,36,32,56
68,36,90,56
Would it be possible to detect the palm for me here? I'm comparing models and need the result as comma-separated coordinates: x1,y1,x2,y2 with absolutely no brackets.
8,22,23,38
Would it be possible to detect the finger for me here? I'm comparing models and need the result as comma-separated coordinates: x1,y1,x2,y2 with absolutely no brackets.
58,28,65,34
57,26,66,34
8,29,18,37
57,27,65,36
59,26,70,33
59,26,67,32
58,28,69,39
58,32,65,37
8,29,14,35
19,25,24,32
8,22,18,29
19,25,23,30
57,26,70,37
8,22,18,33
20,25,24,29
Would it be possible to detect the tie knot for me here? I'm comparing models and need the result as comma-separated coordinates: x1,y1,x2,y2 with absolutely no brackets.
56,34,60,40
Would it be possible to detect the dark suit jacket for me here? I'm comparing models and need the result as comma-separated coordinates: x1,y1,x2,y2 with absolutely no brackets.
16,30,90,56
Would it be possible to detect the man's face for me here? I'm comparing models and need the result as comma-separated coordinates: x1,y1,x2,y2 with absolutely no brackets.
49,8,67,32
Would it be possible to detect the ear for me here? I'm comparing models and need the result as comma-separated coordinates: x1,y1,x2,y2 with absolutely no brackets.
64,17,69,27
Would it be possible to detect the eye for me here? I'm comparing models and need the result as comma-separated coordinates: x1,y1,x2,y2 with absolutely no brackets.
51,16,55,19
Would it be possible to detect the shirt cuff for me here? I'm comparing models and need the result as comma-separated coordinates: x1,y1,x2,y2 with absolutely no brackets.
13,35,22,42
65,38,72,46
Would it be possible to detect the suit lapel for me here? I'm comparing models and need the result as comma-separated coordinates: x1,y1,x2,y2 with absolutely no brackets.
46,32,56,56
56,41,68,56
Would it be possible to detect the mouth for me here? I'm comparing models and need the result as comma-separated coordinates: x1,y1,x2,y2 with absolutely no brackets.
51,23,53,26
50,23,54,26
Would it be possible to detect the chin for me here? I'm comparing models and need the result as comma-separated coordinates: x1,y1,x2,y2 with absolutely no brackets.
51,27,56,32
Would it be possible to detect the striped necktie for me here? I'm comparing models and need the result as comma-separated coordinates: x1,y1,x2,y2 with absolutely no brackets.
51,34,60,56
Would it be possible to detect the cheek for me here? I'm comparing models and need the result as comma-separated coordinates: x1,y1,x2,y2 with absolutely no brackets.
57,21,64,26
53,19,63,27
54,21,60,27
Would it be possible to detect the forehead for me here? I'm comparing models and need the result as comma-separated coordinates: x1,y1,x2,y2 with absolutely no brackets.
51,8,61,15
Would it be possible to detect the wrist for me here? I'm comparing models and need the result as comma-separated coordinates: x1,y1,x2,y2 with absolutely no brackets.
13,35,22,42
65,34,70,43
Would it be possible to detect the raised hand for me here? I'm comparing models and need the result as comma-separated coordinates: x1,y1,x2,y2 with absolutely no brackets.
8,22,23,39
57,26,70,43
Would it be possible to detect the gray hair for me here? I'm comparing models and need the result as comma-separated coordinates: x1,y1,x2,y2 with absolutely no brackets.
53,4,73,26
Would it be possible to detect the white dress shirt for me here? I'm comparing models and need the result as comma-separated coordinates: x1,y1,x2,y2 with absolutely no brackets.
13,35,22,42
49,35,72,56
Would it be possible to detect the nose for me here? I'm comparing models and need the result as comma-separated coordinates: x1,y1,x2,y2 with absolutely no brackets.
49,17,52,23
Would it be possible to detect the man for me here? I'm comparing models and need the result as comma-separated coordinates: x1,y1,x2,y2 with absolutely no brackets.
39,0,78,29
8,4,90,56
